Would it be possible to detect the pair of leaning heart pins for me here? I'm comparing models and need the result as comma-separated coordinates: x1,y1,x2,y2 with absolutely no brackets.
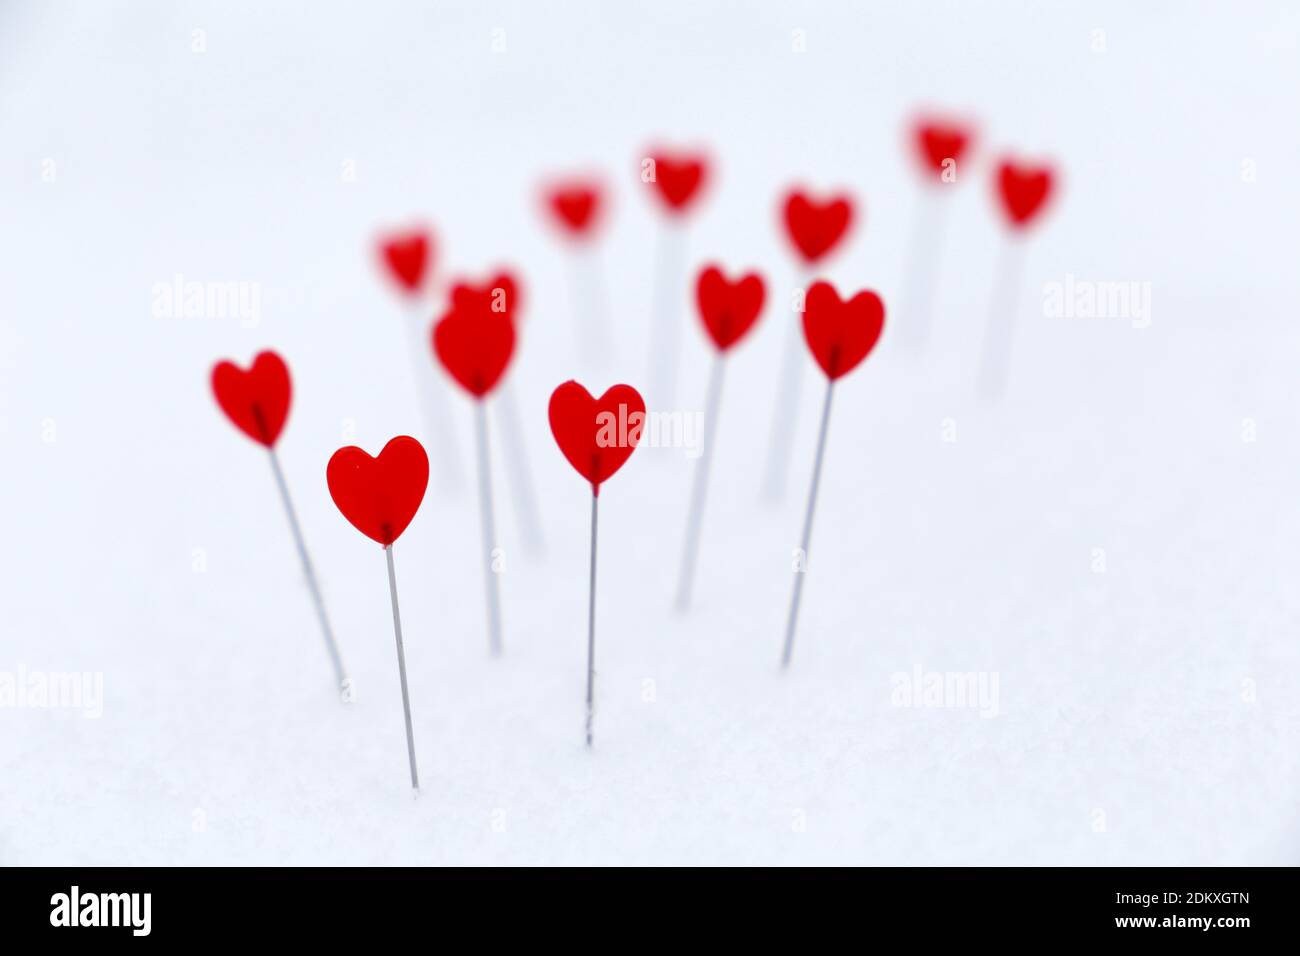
212,266,883,789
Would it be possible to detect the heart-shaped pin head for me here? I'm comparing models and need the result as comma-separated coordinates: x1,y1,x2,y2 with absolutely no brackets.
696,265,765,352
995,159,1055,229
326,436,429,546
548,381,646,494
212,350,292,447
378,228,433,296
448,272,522,323
913,119,973,180
644,149,709,215
544,180,604,239
433,273,519,399
801,281,886,381
781,189,855,264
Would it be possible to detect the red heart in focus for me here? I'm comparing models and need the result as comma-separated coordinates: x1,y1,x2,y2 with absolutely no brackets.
448,272,522,323
432,293,517,399
378,228,433,296
996,160,1055,229
326,436,429,546
914,120,972,178
212,350,291,447
545,181,603,238
802,281,886,381
696,265,765,352
782,190,854,264
645,150,708,214
548,381,646,494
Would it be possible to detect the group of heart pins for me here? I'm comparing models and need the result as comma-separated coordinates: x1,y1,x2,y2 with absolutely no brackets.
211,121,1056,789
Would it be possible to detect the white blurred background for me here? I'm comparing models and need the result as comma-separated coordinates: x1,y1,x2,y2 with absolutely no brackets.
1,0,1298,864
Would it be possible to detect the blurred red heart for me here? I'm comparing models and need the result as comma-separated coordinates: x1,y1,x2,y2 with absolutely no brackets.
914,120,972,178
448,272,522,323
645,150,708,214
378,229,433,295
782,190,854,264
996,160,1055,229
546,182,603,238
326,436,429,546
433,292,517,399
696,265,765,352
548,381,646,493
802,281,886,380
212,350,291,447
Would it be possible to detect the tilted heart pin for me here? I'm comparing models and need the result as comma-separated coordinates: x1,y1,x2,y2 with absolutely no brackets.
995,160,1055,229
801,281,886,380
212,350,292,447
378,228,433,296
696,265,766,352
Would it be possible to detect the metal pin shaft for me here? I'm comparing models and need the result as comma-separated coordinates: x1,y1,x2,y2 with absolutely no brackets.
268,448,346,691
781,379,835,669
385,544,419,790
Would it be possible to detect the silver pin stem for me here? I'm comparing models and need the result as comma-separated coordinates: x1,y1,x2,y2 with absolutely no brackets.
675,353,725,611
473,401,504,656
585,491,599,748
781,378,835,669
268,448,346,691
385,544,419,790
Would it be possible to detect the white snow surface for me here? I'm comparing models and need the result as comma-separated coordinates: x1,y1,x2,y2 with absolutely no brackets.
1,1,1298,865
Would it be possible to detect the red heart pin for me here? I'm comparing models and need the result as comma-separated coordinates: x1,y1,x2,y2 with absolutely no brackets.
549,381,646,493
211,350,291,447
696,265,766,352
326,436,429,546
645,150,708,214
782,190,855,264
995,159,1055,229
545,181,603,238
802,281,886,380
432,289,517,399
448,272,522,323
378,228,433,296
913,119,973,179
